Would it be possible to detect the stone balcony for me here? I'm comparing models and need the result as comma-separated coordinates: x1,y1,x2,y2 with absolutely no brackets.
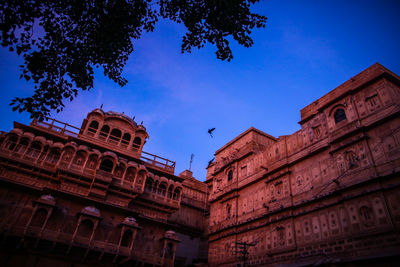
141,191,180,210
181,196,209,210
30,118,176,173
2,224,163,265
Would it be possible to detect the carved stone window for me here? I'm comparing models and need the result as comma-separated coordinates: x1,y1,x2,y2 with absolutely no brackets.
241,165,247,177
158,182,167,196
360,206,374,227
133,137,142,149
87,120,99,135
72,206,101,244
125,167,137,182
168,185,174,199
16,138,29,154
277,226,285,246
26,141,42,158
226,203,231,219
173,188,181,200
366,94,381,111
136,170,146,186
334,108,347,124
61,147,74,162
99,158,114,172
73,151,87,166
114,164,125,178
5,134,18,151
161,231,179,263
345,151,359,169
296,176,303,187
313,125,321,138
86,154,98,169
25,195,56,236
227,170,233,182
99,125,110,140
109,128,122,144
145,177,154,192
46,148,61,164
121,133,131,146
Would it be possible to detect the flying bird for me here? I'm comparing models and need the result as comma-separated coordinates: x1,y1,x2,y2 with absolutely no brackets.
208,128,216,138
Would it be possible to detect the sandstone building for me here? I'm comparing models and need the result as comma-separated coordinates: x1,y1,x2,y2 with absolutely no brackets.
1,63,400,267
205,63,400,266
0,109,208,266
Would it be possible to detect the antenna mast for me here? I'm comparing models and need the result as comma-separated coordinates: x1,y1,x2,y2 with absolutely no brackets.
189,154,194,171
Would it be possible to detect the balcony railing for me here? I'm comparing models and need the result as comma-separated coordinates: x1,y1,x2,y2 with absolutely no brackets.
31,118,80,137
30,118,176,173
140,151,175,172
142,191,180,209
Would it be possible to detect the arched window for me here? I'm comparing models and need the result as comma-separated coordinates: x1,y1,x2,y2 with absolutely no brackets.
85,154,98,169
114,164,125,178
136,170,146,185
6,134,18,151
61,147,74,162
87,120,99,135
125,167,137,182
99,158,114,172
109,128,122,144
153,180,159,193
227,170,233,182
46,148,61,164
132,137,142,149
167,185,174,199
73,150,87,166
27,141,42,158
121,229,133,247
145,177,154,192
121,133,131,147
99,125,110,140
16,137,29,154
334,108,347,124
173,188,181,200
77,219,94,238
158,183,167,196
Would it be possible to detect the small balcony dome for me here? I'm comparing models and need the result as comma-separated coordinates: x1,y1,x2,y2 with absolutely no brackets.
39,194,56,205
104,111,138,127
165,230,178,239
82,206,101,217
123,217,138,226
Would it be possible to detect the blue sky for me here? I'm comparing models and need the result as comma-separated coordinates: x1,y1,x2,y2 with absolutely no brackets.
1,0,399,181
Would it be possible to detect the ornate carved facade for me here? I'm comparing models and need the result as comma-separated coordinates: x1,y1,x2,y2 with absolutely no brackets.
0,109,208,266
1,63,400,267
206,63,400,266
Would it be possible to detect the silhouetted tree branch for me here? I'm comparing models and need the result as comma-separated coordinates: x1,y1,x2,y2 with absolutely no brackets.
1,0,266,120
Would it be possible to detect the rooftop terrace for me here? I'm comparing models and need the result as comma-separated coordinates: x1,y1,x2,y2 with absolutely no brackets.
30,118,176,173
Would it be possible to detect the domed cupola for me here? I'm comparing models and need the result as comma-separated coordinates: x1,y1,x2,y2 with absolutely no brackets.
81,108,148,154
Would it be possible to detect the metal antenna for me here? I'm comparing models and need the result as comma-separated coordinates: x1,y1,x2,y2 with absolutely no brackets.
189,154,194,171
